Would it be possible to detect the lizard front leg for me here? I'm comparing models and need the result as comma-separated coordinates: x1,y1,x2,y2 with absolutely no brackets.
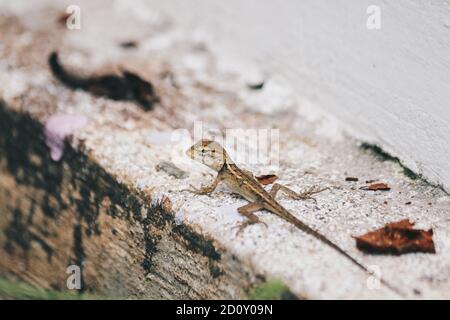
235,202,267,235
186,173,222,196
269,183,328,203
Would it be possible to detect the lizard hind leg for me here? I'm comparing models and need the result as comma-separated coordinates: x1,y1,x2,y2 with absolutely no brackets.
269,183,328,203
235,202,267,235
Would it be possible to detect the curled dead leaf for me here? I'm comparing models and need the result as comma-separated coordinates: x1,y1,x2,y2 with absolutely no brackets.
256,174,278,185
354,219,435,255
360,182,391,191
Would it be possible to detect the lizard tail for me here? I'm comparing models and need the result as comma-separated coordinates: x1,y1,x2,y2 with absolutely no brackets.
270,203,404,296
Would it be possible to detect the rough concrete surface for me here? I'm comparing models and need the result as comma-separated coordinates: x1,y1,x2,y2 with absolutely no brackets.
146,0,450,194
0,0,449,299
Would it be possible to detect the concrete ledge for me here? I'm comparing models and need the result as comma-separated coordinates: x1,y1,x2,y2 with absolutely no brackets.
0,104,260,298
0,0,449,299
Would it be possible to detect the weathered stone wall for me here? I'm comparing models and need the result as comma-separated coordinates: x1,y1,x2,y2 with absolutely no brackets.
0,1,449,299
0,103,259,298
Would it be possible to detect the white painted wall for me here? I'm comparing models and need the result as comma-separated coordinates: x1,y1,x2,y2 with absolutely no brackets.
147,0,450,192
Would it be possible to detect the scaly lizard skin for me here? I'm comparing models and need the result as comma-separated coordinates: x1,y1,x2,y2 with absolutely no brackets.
186,139,401,295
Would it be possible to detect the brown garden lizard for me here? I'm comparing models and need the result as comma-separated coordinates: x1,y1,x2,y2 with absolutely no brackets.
186,139,401,295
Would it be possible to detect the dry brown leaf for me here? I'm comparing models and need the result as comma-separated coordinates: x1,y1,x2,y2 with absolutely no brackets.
256,174,278,185
360,182,391,191
354,219,435,255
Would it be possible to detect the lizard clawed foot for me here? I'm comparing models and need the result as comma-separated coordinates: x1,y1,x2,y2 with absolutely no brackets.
270,183,329,204
290,186,329,203
234,218,268,236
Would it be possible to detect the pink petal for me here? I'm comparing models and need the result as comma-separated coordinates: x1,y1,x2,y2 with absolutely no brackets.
44,114,88,161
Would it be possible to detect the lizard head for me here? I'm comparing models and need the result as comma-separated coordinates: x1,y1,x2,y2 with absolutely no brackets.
186,139,228,171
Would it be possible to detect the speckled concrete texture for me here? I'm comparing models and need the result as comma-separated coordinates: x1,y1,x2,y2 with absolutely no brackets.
0,0,449,299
